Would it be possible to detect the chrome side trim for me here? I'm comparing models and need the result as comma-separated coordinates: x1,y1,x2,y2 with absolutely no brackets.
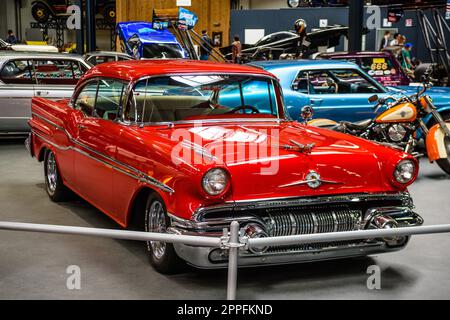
181,140,217,161
32,112,65,132
278,179,342,188
31,113,174,194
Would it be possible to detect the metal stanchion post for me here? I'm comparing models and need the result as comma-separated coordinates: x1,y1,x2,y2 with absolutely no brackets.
226,221,239,300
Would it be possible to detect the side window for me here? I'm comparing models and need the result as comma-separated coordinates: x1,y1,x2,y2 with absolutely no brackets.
307,70,338,95
74,81,98,116
0,60,34,84
73,62,88,79
292,71,311,94
95,80,125,121
124,79,149,122
240,79,276,115
217,79,277,115
88,56,114,66
329,69,383,94
33,59,82,85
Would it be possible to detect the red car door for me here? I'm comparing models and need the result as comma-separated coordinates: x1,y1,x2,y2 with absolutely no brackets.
71,79,125,223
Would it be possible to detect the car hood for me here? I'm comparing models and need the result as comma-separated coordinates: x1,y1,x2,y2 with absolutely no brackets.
116,21,179,44
145,120,408,201
388,86,450,108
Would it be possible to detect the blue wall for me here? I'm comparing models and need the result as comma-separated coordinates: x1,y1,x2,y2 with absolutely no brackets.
230,7,450,62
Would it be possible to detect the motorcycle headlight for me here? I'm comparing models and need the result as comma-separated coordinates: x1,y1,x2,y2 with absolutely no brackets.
394,160,416,184
202,168,230,196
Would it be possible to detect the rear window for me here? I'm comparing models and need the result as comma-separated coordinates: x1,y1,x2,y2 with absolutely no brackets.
0,59,34,84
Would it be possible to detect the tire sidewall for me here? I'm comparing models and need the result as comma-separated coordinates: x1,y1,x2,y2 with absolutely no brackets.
144,193,183,274
44,149,66,201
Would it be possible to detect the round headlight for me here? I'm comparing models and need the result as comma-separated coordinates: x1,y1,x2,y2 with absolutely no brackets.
394,160,416,184
202,168,229,196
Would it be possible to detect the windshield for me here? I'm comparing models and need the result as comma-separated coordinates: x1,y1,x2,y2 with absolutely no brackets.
142,43,184,59
124,75,279,123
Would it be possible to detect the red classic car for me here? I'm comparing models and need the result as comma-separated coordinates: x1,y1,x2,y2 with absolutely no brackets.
27,59,423,273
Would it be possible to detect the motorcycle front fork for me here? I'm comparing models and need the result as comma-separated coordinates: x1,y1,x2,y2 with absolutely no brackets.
426,99,450,138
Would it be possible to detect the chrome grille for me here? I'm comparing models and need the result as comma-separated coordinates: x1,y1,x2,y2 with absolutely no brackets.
263,205,362,237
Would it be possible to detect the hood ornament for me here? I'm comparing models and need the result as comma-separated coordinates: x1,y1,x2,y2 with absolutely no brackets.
279,140,315,154
279,171,342,189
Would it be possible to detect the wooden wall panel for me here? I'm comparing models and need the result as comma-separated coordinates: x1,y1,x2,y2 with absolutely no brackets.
116,0,230,49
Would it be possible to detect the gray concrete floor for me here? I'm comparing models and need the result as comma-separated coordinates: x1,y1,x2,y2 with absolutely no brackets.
0,138,449,300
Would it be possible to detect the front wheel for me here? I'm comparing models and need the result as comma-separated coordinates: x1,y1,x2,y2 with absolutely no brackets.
144,193,185,274
436,136,450,174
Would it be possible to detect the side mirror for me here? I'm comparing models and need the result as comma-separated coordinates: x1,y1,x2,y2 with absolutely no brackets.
300,105,314,123
368,95,379,103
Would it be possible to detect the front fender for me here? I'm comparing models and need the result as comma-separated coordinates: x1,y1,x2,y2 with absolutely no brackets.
284,91,310,121
426,122,450,162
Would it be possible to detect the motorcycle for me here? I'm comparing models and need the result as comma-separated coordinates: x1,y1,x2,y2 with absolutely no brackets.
305,83,450,174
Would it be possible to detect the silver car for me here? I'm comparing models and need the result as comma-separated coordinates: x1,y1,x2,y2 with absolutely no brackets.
83,51,134,66
0,52,91,134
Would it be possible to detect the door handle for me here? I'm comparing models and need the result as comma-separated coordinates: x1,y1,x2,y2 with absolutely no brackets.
77,124,87,130
36,91,50,97
310,98,323,104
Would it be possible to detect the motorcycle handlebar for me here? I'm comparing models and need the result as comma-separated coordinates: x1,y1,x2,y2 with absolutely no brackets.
374,82,430,111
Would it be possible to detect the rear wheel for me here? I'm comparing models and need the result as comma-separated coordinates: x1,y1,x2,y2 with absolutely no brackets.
32,3,50,23
436,136,450,174
44,150,69,202
144,193,185,274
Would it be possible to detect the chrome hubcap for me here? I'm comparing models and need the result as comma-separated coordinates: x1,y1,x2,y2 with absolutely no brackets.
46,152,58,193
147,201,167,259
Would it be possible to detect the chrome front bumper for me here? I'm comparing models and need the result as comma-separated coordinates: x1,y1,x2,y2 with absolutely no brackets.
173,240,406,269
168,193,423,269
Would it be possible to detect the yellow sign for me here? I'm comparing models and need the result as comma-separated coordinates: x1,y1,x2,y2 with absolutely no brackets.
373,58,386,64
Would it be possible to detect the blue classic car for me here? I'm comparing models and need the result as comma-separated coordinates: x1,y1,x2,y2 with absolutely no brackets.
250,60,450,126
116,21,186,60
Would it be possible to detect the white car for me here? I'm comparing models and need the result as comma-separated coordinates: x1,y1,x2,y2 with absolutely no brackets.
0,39,59,53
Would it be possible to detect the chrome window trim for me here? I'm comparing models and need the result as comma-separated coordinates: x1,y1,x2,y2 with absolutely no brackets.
290,67,388,94
120,72,284,126
31,112,174,194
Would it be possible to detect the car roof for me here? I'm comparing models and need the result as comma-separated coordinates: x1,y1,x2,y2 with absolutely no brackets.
319,51,390,57
85,51,131,56
0,51,84,62
82,59,276,82
249,59,362,87
250,59,357,69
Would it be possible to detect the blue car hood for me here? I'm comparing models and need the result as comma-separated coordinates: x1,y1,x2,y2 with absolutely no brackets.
116,21,179,44
387,85,450,109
